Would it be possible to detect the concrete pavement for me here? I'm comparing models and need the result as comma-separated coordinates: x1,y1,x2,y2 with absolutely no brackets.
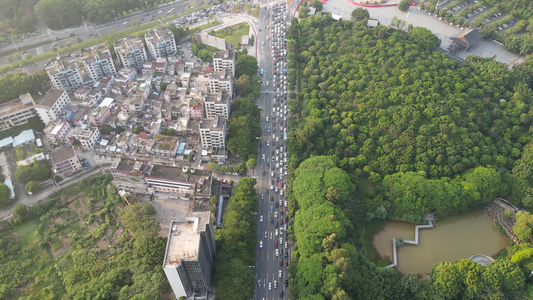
323,0,522,66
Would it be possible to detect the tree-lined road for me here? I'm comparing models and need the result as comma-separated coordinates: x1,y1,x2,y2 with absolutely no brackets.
254,1,290,299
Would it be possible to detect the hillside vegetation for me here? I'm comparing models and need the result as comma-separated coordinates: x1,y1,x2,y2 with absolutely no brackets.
285,15,533,299
0,174,168,299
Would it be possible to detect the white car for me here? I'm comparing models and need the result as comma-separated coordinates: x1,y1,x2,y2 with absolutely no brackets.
259,240,263,248
260,215,263,222
285,242,288,249
279,270,282,278
275,229,278,236
276,249,279,256
280,228,284,235
262,153,265,160
269,282,272,290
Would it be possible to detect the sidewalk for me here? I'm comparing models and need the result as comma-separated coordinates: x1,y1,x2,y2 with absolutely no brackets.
0,166,108,219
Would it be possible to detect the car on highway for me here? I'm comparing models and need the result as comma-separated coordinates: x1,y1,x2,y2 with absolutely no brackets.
274,240,278,247
269,282,272,290
274,280,278,289
260,215,263,222
265,231,267,239
285,279,288,287
275,229,278,236
262,153,265,160
280,290,284,297
259,240,263,248
279,270,282,278
276,249,279,256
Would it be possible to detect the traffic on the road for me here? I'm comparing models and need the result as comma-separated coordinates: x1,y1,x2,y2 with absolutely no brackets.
255,2,289,300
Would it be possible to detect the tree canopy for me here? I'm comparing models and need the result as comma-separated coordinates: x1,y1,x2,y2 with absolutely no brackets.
214,178,257,300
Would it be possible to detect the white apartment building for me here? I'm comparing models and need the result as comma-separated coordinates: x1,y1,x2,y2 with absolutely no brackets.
204,92,230,120
34,90,72,125
213,49,235,77
163,212,216,298
145,28,177,59
77,126,100,150
113,37,148,69
50,147,82,177
0,94,36,131
44,119,71,145
208,70,233,96
46,59,84,91
199,116,226,150
82,45,117,81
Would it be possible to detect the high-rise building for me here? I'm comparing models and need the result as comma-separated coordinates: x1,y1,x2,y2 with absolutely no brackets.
82,44,117,81
145,28,177,59
204,91,230,120
34,90,72,125
199,116,226,150
163,212,216,298
213,49,235,77
46,59,84,91
113,37,148,69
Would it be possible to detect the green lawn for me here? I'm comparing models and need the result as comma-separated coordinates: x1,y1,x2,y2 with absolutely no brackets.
16,219,40,246
210,22,250,45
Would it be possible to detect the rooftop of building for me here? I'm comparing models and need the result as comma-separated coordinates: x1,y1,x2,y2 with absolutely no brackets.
200,116,225,130
154,134,178,150
147,164,189,181
213,49,235,60
145,28,174,45
50,147,77,163
78,127,98,140
164,211,211,266
46,119,69,136
0,93,35,115
38,90,66,108
114,36,145,53
112,158,145,172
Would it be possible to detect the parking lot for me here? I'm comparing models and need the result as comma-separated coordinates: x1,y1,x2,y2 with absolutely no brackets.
323,0,523,66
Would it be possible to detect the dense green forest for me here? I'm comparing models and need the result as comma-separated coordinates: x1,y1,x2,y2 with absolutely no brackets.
285,14,533,299
0,174,169,299
0,70,49,104
214,177,257,300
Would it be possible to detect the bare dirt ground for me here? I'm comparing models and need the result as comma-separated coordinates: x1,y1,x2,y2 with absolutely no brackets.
150,197,190,236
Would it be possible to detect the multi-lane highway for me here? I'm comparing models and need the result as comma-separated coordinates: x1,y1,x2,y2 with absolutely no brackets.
0,0,227,67
254,2,290,299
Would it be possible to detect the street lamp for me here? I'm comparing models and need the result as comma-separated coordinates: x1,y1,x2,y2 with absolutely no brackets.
145,1,148,10
113,10,117,21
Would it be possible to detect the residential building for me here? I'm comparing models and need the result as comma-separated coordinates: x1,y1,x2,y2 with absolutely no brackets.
89,107,111,126
208,70,233,95
44,119,71,145
50,147,82,177
46,59,84,91
110,159,148,194
213,49,235,77
144,164,196,194
189,99,204,119
77,126,100,150
199,117,226,150
113,37,148,69
35,90,72,125
82,44,117,81
145,28,177,59
0,94,36,131
163,212,216,298
204,91,230,120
